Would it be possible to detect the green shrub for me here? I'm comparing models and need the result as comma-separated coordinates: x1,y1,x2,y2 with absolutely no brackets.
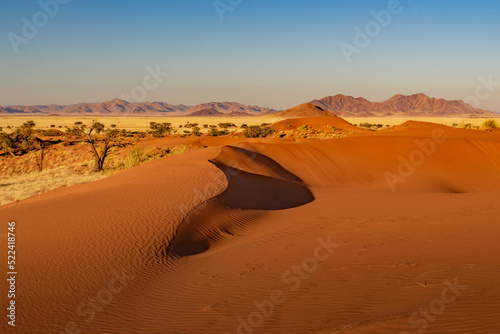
482,119,498,129
206,128,229,136
40,129,64,136
243,125,274,138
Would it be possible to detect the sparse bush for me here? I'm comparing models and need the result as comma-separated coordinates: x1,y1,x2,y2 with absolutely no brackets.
206,128,229,136
218,122,236,129
243,125,274,138
482,119,498,129
40,129,64,136
191,127,202,136
150,122,172,137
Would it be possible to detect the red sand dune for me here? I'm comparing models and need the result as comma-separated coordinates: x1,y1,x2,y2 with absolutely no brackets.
2,120,500,333
270,115,369,133
274,103,335,118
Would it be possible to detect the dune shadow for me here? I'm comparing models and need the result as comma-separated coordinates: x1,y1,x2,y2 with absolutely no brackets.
169,147,315,257
212,162,314,210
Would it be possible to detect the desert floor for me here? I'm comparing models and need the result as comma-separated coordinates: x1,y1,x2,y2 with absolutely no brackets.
1,117,500,333
2,115,500,130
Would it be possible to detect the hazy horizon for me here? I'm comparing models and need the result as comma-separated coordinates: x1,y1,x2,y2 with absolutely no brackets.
1,0,499,111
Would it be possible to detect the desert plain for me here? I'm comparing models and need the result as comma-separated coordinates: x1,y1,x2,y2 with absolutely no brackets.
1,113,500,333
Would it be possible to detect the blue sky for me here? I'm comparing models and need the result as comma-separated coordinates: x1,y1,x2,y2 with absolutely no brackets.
1,0,499,111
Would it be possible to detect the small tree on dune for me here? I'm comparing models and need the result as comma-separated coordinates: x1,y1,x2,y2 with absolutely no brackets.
32,138,50,172
68,120,120,172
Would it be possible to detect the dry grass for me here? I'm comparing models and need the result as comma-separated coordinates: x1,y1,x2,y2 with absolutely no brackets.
0,116,284,132
0,143,196,207
0,165,106,206
4,116,499,134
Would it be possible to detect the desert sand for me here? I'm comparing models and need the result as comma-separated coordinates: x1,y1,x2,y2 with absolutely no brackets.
1,117,500,333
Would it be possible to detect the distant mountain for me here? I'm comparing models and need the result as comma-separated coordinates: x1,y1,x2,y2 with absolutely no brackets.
136,102,191,114
2,100,270,116
32,104,66,112
4,99,192,115
186,102,275,115
1,105,44,114
3,94,497,117
310,93,498,117
185,108,224,117
225,110,253,117
275,103,336,118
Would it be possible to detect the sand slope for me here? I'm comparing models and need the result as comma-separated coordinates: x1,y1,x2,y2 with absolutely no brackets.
1,121,500,333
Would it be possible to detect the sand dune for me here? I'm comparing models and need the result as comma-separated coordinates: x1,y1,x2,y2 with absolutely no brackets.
274,103,336,118
270,115,368,133
1,120,500,333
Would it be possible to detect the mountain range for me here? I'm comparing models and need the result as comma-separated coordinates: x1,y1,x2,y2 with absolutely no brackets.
310,93,497,117
0,99,271,116
0,94,497,117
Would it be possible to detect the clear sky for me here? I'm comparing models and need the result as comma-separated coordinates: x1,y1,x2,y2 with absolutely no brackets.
1,0,499,111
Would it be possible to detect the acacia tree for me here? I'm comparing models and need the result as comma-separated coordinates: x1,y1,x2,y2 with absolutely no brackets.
0,121,37,156
32,139,50,172
0,127,15,157
149,122,172,137
1,121,52,172
69,120,119,172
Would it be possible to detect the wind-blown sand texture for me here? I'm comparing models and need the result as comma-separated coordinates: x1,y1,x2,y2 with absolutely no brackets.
1,118,500,333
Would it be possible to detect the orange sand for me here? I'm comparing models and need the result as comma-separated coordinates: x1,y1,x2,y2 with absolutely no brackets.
1,118,500,333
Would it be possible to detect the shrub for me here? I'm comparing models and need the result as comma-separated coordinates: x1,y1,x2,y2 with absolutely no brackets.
124,146,146,168
243,125,274,138
40,129,64,136
482,119,498,129
218,122,236,129
206,128,229,137
150,122,172,137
